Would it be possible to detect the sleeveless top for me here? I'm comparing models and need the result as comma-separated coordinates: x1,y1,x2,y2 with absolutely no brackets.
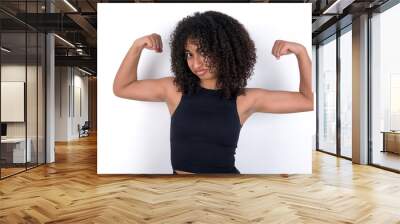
170,86,242,173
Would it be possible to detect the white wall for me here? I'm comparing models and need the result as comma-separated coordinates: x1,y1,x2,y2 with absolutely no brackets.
98,3,314,174
55,67,68,141
55,67,89,141
73,72,89,137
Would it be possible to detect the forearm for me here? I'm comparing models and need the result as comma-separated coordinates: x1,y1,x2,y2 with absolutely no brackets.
295,47,313,101
113,44,143,94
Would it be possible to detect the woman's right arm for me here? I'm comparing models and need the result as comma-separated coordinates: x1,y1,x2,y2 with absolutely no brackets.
113,33,171,102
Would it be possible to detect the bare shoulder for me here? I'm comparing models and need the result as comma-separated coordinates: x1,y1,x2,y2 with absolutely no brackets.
236,87,278,124
157,76,174,87
162,76,183,115
162,76,181,101
236,88,261,120
237,88,262,106
241,88,269,96
237,87,277,115
162,76,180,94
237,88,273,103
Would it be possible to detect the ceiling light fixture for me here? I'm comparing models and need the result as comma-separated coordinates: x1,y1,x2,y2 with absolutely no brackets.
76,48,86,56
54,34,75,48
63,0,78,12
322,0,355,15
1,47,11,53
78,67,92,76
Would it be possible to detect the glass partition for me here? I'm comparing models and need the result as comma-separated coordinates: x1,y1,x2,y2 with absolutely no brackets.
1,31,28,178
317,36,337,155
0,1,46,179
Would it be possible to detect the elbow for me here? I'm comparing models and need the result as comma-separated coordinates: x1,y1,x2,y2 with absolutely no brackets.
113,83,122,98
113,89,120,97
300,92,314,112
113,78,126,98
113,85,118,97
113,88,124,98
306,97,314,111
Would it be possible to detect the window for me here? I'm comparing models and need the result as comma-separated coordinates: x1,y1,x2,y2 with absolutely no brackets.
340,28,352,158
371,2,400,171
318,36,337,155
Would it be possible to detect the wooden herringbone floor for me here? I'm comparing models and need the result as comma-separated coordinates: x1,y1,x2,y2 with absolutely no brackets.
1,133,400,224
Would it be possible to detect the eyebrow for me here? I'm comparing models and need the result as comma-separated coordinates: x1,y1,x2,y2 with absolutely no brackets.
184,48,200,53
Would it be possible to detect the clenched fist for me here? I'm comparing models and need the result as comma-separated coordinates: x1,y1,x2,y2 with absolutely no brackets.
271,40,305,60
133,33,163,53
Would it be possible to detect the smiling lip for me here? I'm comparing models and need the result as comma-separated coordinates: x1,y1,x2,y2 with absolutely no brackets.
195,69,208,76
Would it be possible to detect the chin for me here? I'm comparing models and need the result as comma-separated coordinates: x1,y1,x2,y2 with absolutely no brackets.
197,75,207,80
198,73,214,80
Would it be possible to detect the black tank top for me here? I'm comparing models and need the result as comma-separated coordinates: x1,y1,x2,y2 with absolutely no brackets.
170,86,242,173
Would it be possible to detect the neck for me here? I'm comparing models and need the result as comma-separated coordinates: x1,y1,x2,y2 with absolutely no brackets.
200,79,218,90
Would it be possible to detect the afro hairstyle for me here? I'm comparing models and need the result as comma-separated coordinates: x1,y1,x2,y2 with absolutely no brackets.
170,10,257,99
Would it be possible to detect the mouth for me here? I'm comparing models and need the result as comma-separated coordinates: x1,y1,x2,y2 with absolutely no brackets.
195,69,208,76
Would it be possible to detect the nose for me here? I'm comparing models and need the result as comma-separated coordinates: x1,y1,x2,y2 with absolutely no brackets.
192,54,204,69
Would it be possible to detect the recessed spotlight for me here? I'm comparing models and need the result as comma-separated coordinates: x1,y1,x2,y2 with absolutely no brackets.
54,34,75,48
77,67,92,76
63,0,78,12
322,0,354,15
1,47,11,53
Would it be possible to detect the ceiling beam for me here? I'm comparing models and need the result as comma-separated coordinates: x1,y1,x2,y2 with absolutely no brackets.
67,13,97,39
55,55,96,71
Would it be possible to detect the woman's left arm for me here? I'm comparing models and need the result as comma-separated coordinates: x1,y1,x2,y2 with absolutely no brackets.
246,40,313,114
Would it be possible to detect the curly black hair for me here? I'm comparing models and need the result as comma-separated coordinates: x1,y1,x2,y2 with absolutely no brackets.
170,11,257,99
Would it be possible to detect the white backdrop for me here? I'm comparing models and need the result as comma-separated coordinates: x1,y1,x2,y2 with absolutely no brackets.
98,3,313,174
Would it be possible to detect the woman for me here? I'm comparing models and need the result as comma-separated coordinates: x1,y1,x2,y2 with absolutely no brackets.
113,11,313,174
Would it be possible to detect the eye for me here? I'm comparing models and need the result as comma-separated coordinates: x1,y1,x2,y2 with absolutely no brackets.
185,52,192,59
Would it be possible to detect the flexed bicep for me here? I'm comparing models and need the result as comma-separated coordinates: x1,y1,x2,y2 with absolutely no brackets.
113,33,169,102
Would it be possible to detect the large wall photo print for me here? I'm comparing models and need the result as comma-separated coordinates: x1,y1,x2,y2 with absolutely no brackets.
98,3,314,174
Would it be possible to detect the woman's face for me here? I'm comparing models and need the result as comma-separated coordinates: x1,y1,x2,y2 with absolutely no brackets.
184,40,217,81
